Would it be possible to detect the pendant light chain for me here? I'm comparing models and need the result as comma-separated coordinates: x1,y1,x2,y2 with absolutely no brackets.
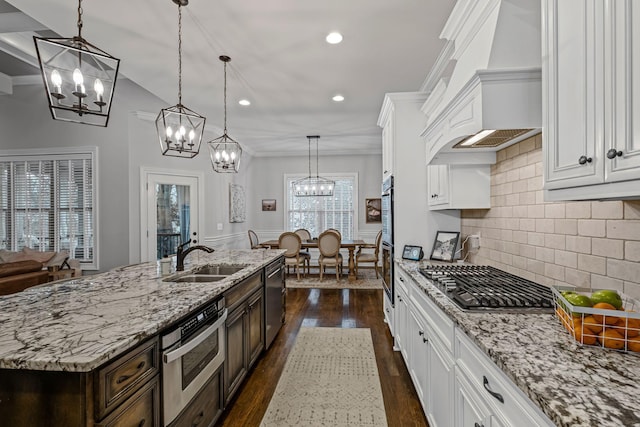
76,0,83,39
223,59,227,133
177,4,183,106
315,136,320,178
308,137,312,177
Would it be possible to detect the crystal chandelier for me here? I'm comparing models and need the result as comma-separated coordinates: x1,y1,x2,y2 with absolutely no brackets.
156,0,206,158
208,56,243,173
293,136,335,197
33,0,120,127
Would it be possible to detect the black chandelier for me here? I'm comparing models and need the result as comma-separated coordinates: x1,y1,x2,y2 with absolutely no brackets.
156,0,206,158
292,136,335,197
34,0,120,127
208,56,243,173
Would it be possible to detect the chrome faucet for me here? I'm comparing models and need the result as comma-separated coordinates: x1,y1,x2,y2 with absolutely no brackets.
176,240,215,271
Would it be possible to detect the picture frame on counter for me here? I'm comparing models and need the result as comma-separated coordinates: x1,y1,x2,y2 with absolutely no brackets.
430,231,459,262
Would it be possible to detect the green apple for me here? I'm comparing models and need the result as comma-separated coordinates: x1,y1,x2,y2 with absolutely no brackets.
590,290,623,309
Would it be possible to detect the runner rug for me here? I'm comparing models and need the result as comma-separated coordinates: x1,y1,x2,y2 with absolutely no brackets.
260,327,388,427
285,267,382,290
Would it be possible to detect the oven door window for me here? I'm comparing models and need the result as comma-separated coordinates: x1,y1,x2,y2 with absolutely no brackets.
181,328,220,390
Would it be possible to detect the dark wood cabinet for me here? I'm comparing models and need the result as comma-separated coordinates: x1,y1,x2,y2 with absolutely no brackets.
168,366,223,427
0,337,160,427
223,270,265,406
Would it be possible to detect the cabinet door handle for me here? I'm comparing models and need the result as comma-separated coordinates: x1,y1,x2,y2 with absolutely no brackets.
423,337,428,343
578,155,592,165
397,296,403,302
399,277,405,283
116,361,146,384
418,330,424,336
192,410,205,426
483,375,504,403
607,148,623,159
474,423,484,427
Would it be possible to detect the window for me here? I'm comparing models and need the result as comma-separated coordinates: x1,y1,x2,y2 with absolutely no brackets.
285,173,358,239
0,148,97,269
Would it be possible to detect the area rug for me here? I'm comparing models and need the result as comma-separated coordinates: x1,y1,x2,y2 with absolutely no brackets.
285,267,382,290
260,327,388,427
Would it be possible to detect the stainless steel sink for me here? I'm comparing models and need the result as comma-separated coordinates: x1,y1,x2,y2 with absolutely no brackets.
193,265,249,275
166,274,227,283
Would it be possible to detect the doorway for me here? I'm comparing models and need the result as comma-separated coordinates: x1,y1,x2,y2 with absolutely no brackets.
140,168,204,262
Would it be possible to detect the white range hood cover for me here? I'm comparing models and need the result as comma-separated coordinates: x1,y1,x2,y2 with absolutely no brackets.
422,0,542,165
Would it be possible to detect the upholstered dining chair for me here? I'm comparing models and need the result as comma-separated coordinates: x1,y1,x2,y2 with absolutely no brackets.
294,228,312,256
278,232,309,279
248,229,265,249
317,230,343,281
355,230,382,278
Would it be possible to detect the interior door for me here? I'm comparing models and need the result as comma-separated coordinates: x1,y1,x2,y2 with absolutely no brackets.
141,169,202,262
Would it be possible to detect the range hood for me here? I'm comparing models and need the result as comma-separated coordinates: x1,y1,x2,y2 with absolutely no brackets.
422,0,542,165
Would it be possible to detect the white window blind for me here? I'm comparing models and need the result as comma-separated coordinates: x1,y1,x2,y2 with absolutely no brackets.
285,174,357,239
0,149,96,269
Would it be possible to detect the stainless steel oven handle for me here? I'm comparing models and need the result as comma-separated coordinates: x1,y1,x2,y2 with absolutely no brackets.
163,308,228,364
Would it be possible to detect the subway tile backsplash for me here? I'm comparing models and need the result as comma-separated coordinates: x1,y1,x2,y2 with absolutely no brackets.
461,133,640,299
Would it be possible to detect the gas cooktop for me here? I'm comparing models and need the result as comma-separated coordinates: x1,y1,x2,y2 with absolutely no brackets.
418,265,554,313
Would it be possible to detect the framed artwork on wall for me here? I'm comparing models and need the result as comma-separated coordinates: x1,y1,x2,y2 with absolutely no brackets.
262,199,276,211
430,231,460,262
366,198,381,223
229,184,246,223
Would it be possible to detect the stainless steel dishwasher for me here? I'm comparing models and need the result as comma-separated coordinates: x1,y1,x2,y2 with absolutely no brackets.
265,258,285,349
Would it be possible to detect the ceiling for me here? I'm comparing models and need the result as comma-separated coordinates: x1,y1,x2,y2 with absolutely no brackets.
1,0,455,156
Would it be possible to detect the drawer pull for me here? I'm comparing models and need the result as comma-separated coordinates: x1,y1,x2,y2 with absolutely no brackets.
116,361,146,384
192,410,205,426
483,375,504,404
138,420,146,427
422,337,428,343
474,423,484,427
418,330,424,336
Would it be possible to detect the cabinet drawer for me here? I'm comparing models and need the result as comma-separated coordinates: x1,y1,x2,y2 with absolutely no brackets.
410,279,455,353
95,376,159,427
95,337,160,420
169,368,223,427
224,271,262,311
455,330,552,427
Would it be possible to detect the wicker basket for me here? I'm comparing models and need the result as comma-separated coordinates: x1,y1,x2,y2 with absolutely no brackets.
552,286,640,354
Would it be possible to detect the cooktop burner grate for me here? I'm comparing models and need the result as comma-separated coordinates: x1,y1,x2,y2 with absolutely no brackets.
419,265,554,312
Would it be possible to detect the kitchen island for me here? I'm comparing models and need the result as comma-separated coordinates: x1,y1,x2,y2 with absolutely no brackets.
0,249,284,426
396,260,640,427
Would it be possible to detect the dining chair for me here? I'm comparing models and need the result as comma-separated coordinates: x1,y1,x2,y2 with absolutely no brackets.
317,230,343,281
278,232,309,279
248,230,265,249
293,228,312,257
355,230,382,278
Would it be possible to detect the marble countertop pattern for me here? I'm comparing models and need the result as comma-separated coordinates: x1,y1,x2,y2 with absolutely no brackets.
0,249,284,372
396,260,640,427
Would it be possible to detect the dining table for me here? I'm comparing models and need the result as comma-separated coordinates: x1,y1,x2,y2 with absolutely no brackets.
260,238,366,282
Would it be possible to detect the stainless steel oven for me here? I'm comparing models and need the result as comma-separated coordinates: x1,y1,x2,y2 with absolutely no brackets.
161,295,227,425
381,176,394,304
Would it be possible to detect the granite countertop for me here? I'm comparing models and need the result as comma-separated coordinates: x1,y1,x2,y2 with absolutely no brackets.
0,249,284,373
396,260,640,427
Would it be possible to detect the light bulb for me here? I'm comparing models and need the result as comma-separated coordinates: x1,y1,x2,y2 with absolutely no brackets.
179,126,186,136
230,152,236,160
304,185,309,191
166,126,173,138
72,69,84,85
296,186,301,191
222,150,228,161
94,79,104,96
312,185,317,191
51,70,62,87
328,185,333,190
320,185,325,190
188,129,195,141
215,151,221,160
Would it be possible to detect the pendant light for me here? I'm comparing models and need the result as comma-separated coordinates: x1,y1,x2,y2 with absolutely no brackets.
292,136,335,197
156,0,206,159
33,0,120,126
208,56,243,173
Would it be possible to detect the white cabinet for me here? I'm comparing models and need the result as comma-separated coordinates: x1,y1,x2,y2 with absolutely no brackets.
407,308,428,407
455,330,554,427
383,291,394,338
394,272,410,360
455,368,504,427
543,0,640,201
427,164,491,210
381,110,394,179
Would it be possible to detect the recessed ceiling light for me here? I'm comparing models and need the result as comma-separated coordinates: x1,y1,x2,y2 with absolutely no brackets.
326,32,343,44
239,99,251,106
332,94,345,102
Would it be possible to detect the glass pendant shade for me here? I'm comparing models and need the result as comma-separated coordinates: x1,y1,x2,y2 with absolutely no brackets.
34,35,119,126
156,104,206,158
207,55,242,173
208,134,242,172
292,135,335,197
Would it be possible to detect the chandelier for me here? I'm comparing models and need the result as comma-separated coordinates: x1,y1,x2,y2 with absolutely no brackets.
293,136,334,197
33,0,120,127
156,0,206,158
208,56,243,173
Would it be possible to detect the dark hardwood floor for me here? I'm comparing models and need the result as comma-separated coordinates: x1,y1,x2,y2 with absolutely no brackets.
217,286,428,427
